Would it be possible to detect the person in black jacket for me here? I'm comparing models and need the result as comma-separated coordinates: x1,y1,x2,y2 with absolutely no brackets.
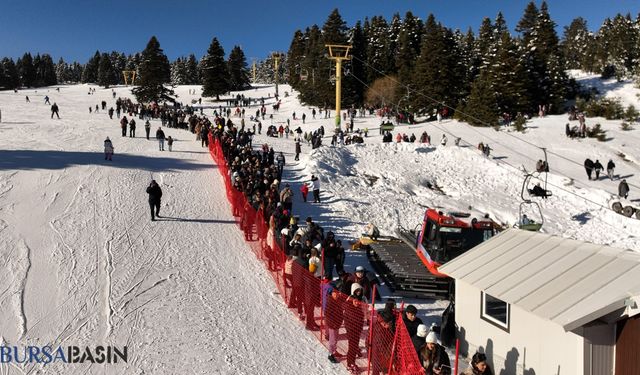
607,159,616,180
146,180,163,221
403,305,424,338
593,159,604,180
156,127,166,151
584,158,595,180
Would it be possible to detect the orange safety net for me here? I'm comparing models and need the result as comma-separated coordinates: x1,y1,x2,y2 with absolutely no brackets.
207,134,424,374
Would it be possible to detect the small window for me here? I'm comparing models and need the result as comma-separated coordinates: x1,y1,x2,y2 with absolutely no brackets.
481,292,510,332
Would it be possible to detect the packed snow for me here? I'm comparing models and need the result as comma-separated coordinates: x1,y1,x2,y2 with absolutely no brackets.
0,71,639,373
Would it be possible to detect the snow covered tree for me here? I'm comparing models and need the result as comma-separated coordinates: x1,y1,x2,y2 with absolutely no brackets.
227,45,250,91
185,54,200,85
55,57,69,83
365,16,393,82
561,17,591,70
597,14,639,79
170,57,188,86
395,11,423,97
201,37,229,99
132,36,174,103
412,15,463,115
516,1,539,45
98,52,116,88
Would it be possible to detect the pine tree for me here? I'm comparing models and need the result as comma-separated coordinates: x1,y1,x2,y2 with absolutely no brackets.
170,58,188,86
39,54,57,86
516,1,539,45
186,54,200,84
365,16,393,82
82,51,101,83
1,58,20,89
286,30,306,90
228,45,250,90
350,21,367,106
132,36,174,102
458,68,499,126
412,15,463,114
98,52,115,88
18,53,36,87
55,57,68,83
201,37,230,99
561,17,591,70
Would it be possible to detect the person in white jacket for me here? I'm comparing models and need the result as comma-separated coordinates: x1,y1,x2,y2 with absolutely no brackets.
103,137,114,161
310,175,321,203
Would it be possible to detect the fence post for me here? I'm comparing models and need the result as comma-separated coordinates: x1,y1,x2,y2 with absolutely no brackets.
454,338,460,375
319,248,326,343
366,285,377,375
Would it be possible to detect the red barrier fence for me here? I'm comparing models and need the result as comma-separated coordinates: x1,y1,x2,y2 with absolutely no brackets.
207,135,425,374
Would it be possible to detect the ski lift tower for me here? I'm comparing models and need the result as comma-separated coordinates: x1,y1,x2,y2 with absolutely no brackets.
271,52,284,97
325,44,352,129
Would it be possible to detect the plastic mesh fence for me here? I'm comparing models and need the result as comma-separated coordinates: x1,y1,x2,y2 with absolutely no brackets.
207,134,424,374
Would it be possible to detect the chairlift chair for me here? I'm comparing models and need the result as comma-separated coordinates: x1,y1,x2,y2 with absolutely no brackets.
518,174,545,231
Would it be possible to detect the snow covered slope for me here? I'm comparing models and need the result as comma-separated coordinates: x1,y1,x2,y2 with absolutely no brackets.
0,85,346,374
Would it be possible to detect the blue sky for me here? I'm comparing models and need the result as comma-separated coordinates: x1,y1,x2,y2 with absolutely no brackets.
1,0,638,63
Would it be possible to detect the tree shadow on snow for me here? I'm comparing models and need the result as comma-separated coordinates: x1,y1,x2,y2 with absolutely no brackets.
0,150,212,172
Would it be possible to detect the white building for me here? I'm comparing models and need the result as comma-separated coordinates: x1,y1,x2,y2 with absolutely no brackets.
440,229,640,375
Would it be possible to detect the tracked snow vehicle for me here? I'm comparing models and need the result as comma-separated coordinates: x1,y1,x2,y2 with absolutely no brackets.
365,208,497,299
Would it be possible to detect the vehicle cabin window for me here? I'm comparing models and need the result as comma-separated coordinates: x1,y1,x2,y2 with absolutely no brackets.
481,292,510,332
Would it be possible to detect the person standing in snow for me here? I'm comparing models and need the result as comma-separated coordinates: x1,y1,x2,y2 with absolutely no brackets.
167,136,173,152
146,180,163,221
607,159,616,180
295,140,301,161
310,175,321,203
50,103,60,119
344,284,366,373
103,137,114,161
325,286,345,364
584,158,595,180
129,118,136,138
593,159,604,180
440,134,447,146
156,127,166,151
120,116,128,137
144,120,151,140
108,107,114,119
276,152,285,179
619,179,629,199
300,182,309,202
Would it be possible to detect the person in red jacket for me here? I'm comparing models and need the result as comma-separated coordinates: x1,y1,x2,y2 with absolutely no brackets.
300,183,309,202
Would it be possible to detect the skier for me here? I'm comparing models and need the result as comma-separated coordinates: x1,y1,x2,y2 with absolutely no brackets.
144,120,151,140
619,179,629,199
156,127,166,151
440,134,447,146
167,136,173,152
129,119,136,138
120,116,128,137
310,175,320,203
25,96,30,103
44,95,50,104
294,140,301,161
593,159,604,180
108,107,114,119
50,103,60,119
302,113,306,124
584,158,595,180
146,180,163,221
607,159,616,180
